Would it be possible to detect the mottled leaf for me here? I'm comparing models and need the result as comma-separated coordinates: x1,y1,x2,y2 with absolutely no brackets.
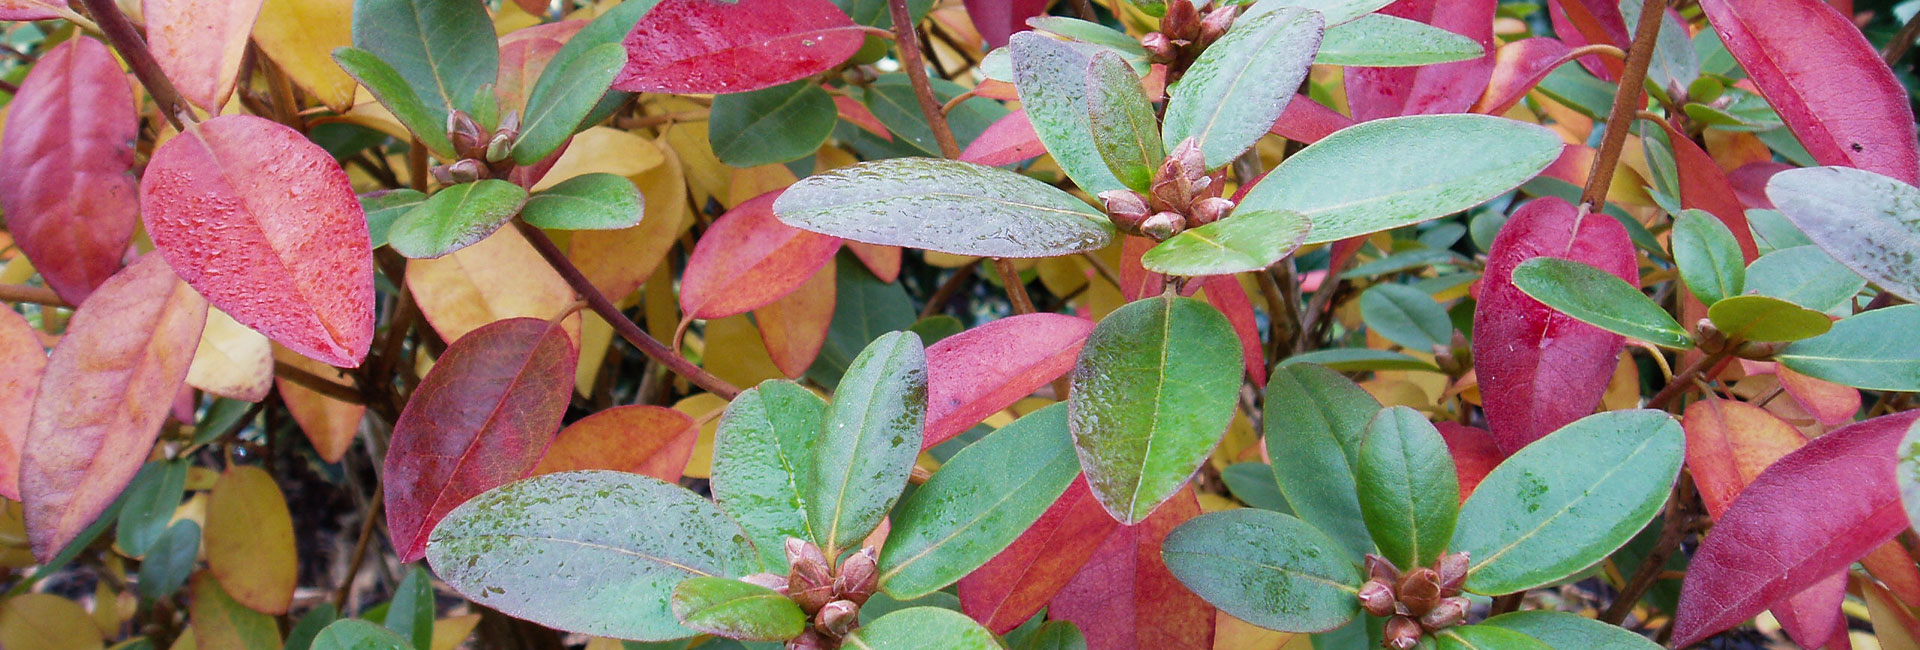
1161,509,1361,633
1009,31,1129,194
146,0,264,111
1766,166,1920,304
810,331,926,557
670,577,807,641
1162,6,1323,169
532,405,697,482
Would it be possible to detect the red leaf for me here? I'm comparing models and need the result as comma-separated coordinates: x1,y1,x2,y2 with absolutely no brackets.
0,37,139,305
1472,196,1635,454
146,0,265,111
1344,0,1497,121
1681,397,1807,520
1201,276,1265,389
532,405,697,482
835,94,894,141
1048,487,1213,650
1473,37,1575,117
923,313,1094,448
613,0,866,95
1672,411,1919,647
1435,422,1500,502
963,0,1049,49
141,114,374,367
679,190,842,320
1771,571,1847,650
0,0,69,20
1267,95,1355,145
0,308,46,502
1652,119,1760,262
1546,0,1628,80
20,255,208,560
1779,366,1862,428
1699,0,1920,185
960,110,1045,167
846,242,902,283
1728,161,1792,209
496,34,567,114
384,318,576,562
755,259,836,378
512,0,546,14
959,477,1119,633
1119,236,1166,300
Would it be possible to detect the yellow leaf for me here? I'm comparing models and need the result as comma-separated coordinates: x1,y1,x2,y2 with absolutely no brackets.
168,626,195,650
754,260,835,379
1601,353,1640,411
1036,256,1089,298
1360,378,1431,409
407,225,580,343
569,137,690,300
1867,575,1920,650
815,144,857,173
575,311,615,397
923,252,978,268
727,164,798,207
90,582,118,639
205,466,297,615
273,345,364,464
1215,612,1293,650
673,393,728,479
700,315,783,389
430,614,483,650
1211,412,1257,472
0,594,104,650
658,110,730,206
1198,493,1239,512
532,127,666,191
493,0,541,34
644,260,680,348
0,501,32,569
582,638,625,650
189,572,280,648
187,308,273,402
253,0,357,112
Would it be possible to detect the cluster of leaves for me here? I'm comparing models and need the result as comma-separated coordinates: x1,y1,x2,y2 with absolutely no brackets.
7,0,1920,649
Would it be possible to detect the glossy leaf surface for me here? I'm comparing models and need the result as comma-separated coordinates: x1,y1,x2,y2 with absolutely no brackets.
1009,31,1128,194
1161,509,1361,633
923,313,1092,447
1511,257,1692,349
1264,362,1381,560
844,607,1002,650
1481,611,1663,649
1085,51,1163,192
519,173,645,231
709,81,838,167
712,380,826,571
614,0,864,94
670,577,807,641
809,331,926,556
1706,295,1831,343
1777,305,1920,391
388,180,529,259
1161,6,1323,169
350,0,498,126
1672,209,1746,306
146,0,264,111
1140,210,1313,276
1435,626,1553,650
1356,407,1459,569
532,405,697,482
1766,166,1920,304
682,191,842,319
311,620,411,650
513,43,626,165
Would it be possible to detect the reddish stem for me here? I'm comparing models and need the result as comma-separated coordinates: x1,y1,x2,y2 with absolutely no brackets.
1579,0,1665,210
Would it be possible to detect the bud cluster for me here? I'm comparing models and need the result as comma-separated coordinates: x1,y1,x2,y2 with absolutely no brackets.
1100,138,1233,242
739,539,880,650
1140,0,1239,81
431,110,521,186
1360,553,1471,650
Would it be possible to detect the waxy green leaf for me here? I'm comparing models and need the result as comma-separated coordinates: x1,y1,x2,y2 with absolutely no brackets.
844,607,1003,650
311,620,411,650
712,380,826,572
1265,362,1382,560
880,404,1080,599
360,189,427,250
1314,14,1484,67
387,180,528,259
544,0,658,128
709,81,838,168
513,43,626,165
1481,611,1665,650
670,577,807,641
1161,509,1362,633
1239,115,1562,244
1140,209,1312,276
386,566,433,650
1069,295,1242,523
1706,295,1832,343
1009,31,1128,194
1766,166,1920,304
331,47,454,156
1255,0,1394,26
1510,257,1692,349
519,173,644,231
1745,246,1865,314
1279,349,1442,373
427,471,759,641
1357,407,1459,569
350,0,498,128
1085,51,1163,192
1451,410,1684,595
1778,305,1920,391
1672,209,1746,306
1436,625,1554,650
115,459,187,556
773,158,1113,258
809,331,927,557
1162,6,1324,169
136,520,199,600
1358,283,1451,352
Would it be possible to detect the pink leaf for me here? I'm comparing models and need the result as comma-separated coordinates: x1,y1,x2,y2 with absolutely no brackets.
1728,161,1793,209
0,37,140,305
924,313,1094,448
1699,0,1920,185
1473,37,1575,117
1344,0,1497,121
1048,487,1213,650
1772,572,1848,650
384,318,576,562
1267,94,1354,144
20,255,208,560
680,191,842,319
0,0,70,20
613,0,866,95
1435,422,1500,501
1545,0,1628,80
145,0,266,111
141,114,375,367
959,477,1118,633
960,110,1045,166
1673,411,1919,647
1472,196,1635,454
1201,276,1265,389
834,94,893,141
0,309,46,502
963,0,1050,49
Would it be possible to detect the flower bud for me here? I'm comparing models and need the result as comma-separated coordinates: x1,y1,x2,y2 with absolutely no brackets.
786,629,832,650
440,159,485,184
1141,211,1186,241
787,539,831,585
1199,5,1239,47
740,572,790,594
1396,568,1442,616
1173,139,1207,182
1419,597,1469,631
815,600,860,637
1101,190,1151,220
1365,554,1402,585
1384,616,1424,650
1358,579,1398,618
448,110,484,158
835,547,879,605
1162,0,1200,41
1435,552,1469,595
1141,32,1177,63
1189,196,1234,226
495,110,522,140
485,131,515,163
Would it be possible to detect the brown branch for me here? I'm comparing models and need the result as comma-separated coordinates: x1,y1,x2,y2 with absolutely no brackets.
0,284,69,308
1070,0,1099,21
921,262,978,319
1887,6,1920,65
333,484,382,611
1647,348,1731,411
995,259,1038,314
1578,0,1665,210
1602,479,1699,624
0,79,15,95
513,221,743,399
77,0,194,130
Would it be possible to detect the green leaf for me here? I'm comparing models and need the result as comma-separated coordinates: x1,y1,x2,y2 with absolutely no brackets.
1141,209,1313,276
1015,621,1088,650
283,604,338,650
880,404,1080,599
1161,509,1362,633
1223,462,1291,512
1435,625,1555,650
547,0,660,128
1901,419,1920,548
1509,258,1693,350
1162,6,1325,169
426,471,760,641
1356,407,1458,569
135,520,199,600
350,0,498,127
1778,305,1920,391
1480,611,1665,649
708,81,838,167
520,173,644,231
1010,32,1129,194
1031,16,1150,56
809,331,927,557
862,74,1009,158
1314,14,1484,67
387,566,433,650
1706,295,1832,343
513,43,626,165
713,380,826,573
1450,410,1684,595
1359,284,1451,352
1239,115,1562,244
1252,0,1394,26
843,607,1002,650
1670,209,1745,306
330,47,454,156
1265,363,1381,561
670,577,807,642
1767,166,1920,303
360,189,427,249
1068,295,1242,523
312,620,412,650
1279,349,1442,373
772,158,1114,258
387,180,528,258
1745,246,1865,314
1085,51,1163,192
116,459,186,556
807,257,916,390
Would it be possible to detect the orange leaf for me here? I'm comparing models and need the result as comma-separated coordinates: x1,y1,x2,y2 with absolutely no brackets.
273,345,364,464
0,308,46,501
408,225,577,344
205,465,297,614
1779,365,1862,428
532,405,697,482
1681,397,1808,520
846,242,902,283
754,258,836,378
1864,542,1920,608
568,137,691,301
679,191,841,319
146,0,266,111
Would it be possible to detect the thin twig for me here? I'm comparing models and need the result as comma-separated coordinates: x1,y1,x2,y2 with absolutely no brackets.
1079,252,1122,288
407,139,429,192
920,262,978,319
1602,479,1698,624
995,259,1038,314
0,79,15,95
77,0,193,130
1070,0,1099,21
0,284,69,308
1647,348,1731,411
1578,0,1665,210
333,484,382,611
1888,6,1920,65
513,221,743,399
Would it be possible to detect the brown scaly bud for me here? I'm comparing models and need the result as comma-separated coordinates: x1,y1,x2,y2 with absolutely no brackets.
1364,554,1402,585
1419,597,1469,632
434,159,485,185
496,110,522,140
1189,196,1234,226
1101,189,1153,232
1162,0,1201,41
1141,32,1177,63
740,572,790,594
786,538,834,612
1435,552,1469,596
484,131,515,163
1358,579,1398,618
1396,568,1442,617
835,547,879,606
1383,616,1424,650
1198,5,1239,47
787,629,832,650
815,600,860,638
1141,211,1186,241
1695,319,1727,354
448,110,485,158
1151,138,1209,212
